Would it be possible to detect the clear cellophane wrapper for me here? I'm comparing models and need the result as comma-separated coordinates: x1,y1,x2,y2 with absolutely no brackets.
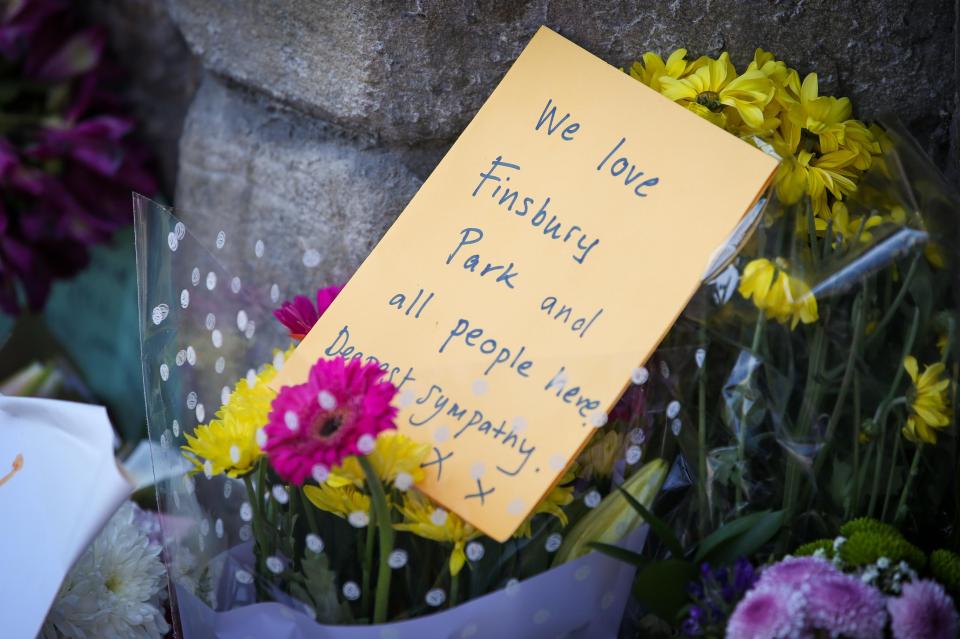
135,194,650,639
136,118,958,637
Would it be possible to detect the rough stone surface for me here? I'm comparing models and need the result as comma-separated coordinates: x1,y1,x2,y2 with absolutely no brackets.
167,0,956,162
86,0,201,193
175,75,443,293
168,1,957,294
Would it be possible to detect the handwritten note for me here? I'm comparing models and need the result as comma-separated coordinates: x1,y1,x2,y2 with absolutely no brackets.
272,27,778,541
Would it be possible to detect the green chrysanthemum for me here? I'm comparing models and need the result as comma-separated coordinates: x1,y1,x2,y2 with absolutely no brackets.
930,549,960,593
839,530,926,570
794,539,834,558
840,517,899,539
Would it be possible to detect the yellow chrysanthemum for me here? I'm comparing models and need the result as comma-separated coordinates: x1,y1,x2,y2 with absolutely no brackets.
887,205,908,225
181,354,286,478
772,134,858,215
394,492,480,576
747,48,800,114
578,430,621,480
937,333,950,359
739,258,818,329
303,483,371,519
660,52,774,130
326,431,430,490
902,356,952,444
925,242,947,269
819,201,884,244
514,468,576,539
837,120,881,170
785,73,851,152
628,49,690,92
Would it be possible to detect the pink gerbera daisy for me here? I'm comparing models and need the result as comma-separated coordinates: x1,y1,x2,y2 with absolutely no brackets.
273,284,343,340
263,357,397,485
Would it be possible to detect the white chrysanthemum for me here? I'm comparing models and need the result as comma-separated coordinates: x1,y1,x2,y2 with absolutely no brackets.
41,502,169,639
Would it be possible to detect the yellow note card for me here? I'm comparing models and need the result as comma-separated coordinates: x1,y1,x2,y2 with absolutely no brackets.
272,26,778,541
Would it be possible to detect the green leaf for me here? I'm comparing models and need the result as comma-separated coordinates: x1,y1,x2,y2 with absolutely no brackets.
699,510,784,565
616,484,684,558
695,511,772,562
587,541,648,567
289,553,344,624
632,559,697,621
44,228,145,439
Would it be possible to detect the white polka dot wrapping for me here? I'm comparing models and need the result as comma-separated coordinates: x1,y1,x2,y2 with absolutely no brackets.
130,193,648,635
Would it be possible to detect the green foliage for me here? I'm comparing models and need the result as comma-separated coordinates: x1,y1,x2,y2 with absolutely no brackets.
839,530,926,570
289,553,350,624
592,504,783,623
794,539,833,558
632,560,697,622
840,517,900,539
616,483,684,558
930,549,960,593
695,510,784,565
194,565,214,608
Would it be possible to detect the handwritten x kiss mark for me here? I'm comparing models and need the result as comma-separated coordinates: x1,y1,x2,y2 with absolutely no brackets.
0,453,23,488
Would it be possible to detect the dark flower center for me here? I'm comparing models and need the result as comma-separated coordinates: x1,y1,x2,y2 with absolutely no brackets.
319,415,342,437
696,91,723,112
311,411,347,441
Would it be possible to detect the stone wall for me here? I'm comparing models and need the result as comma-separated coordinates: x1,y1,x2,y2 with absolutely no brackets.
133,1,957,292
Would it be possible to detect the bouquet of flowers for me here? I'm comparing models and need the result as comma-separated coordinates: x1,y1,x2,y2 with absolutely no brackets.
136,42,958,638
597,47,959,636
135,194,670,638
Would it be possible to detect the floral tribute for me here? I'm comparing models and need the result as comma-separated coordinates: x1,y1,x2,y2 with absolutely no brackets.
180,282,669,627
0,0,156,313
594,46,960,638
163,43,959,639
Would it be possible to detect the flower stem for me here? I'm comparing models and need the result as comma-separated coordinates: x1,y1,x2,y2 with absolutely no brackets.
737,313,765,511
449,570,461,608
866,254,920,345
867,306,919,516
782,323,827,523
868,397,907,517
894,444,923,525
359,455,394,624
361,513,375,615
881,428,903,522
814,294,864,475
243,466,269,601
847,370,862,520
697,327,709,538
298,486,321,537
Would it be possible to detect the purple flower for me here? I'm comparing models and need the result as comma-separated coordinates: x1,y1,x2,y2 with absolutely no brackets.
733,557,758,592
805,571,887,638
681,607,703,636
721,582,736,603
0,0,65,58
726,584,806,639
755,556,837,589
31,116,135,175
32,27,105,80
683,559,759,636
888,579,959,639
687,580,705,599
0,1,157,313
